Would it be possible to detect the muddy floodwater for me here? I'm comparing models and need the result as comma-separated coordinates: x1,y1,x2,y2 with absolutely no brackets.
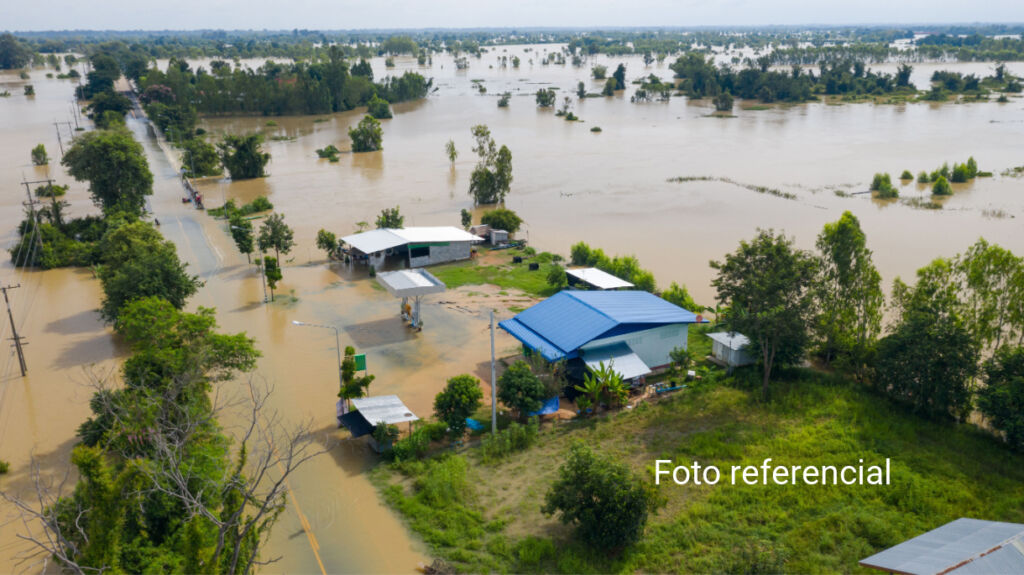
2,45,1024,573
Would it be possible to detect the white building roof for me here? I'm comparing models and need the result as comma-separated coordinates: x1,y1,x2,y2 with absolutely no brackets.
706,331,751,351
583,343,652,380
350,395,419,425
860,518,1024,575
376,269,447,298
341,227,480,255
566,267,634,290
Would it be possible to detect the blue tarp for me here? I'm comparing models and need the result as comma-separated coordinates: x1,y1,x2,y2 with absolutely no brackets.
465,417,485,431
528,396,560,417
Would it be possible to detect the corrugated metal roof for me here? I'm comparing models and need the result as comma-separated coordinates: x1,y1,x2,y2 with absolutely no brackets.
341,229,406,254
706,331,751,351
583,343,652,380
499,291,700,361
859,518,1024,575
341,227,479,255
566,267,634,290
376,269,447,297
350,395,419,426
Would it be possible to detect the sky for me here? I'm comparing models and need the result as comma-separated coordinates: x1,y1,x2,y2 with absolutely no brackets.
3,0,1023,31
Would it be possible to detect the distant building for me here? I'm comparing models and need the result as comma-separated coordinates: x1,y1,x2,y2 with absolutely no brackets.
565,267,634,291
860,518,1024,574
706,332,755,368
499,290,705,384
341,226,479,269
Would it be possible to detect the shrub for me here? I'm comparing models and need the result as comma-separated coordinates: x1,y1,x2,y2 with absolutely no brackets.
542,443,660,550
591,65,607,80
869,173,892,192
434,374,483,439
316,144,341,162
348,115,383,152
976,346,1024,452
0,459,8,474
714,91,734,111
535,88,556,108
590,126,602,133
497,361,547,417
932,175,952,196
498,92,510,107
31,143,48,166
950,163,970,183
917,171,929,183
547,265,567,290
900,170,913,180
480,418,539,463
367,94,393,119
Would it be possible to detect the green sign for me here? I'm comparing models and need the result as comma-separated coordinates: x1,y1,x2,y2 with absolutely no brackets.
354,353,367,371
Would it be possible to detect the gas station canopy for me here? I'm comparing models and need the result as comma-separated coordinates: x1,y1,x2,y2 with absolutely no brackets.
376,269,447,298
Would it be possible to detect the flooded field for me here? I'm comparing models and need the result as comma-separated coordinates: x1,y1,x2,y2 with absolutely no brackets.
2,46,1024,573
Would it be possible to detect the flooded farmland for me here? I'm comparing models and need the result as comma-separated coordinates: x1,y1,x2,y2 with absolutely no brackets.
2,45,1024,573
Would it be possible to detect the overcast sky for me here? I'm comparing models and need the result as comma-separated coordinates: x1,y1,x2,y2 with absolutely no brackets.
4,0,1023,31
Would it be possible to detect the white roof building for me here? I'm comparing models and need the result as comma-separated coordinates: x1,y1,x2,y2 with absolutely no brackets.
706,331,755,368
566,267,634,290
341,227,480,255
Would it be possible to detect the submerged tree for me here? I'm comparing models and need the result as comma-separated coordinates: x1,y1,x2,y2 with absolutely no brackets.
316,229,339,260
480,207,522,234
445,139,458,165
348,115,383,152
468,124,513,205
182,138,223,177
257,213,295,261
229,214,255,262
30,143,48,166
218,133,270,180
263,256,282,301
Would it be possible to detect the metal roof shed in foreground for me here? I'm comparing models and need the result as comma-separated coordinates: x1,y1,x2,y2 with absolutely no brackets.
566,267,634,290
859,518,1024,574
376,269,447,329
583,342,652,381
706,331,755,368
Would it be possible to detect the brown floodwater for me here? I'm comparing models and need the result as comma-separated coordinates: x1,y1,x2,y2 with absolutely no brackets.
1,46,1023,573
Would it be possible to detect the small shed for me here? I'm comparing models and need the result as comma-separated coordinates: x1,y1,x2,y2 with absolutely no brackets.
339,395,420,452
566,268,634,291
376,268,447,329
859,518,1024,574
706,332,754,368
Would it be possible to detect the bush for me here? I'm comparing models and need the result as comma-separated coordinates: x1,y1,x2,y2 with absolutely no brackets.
535,88,556,108
480,418,539,463
367,94,393,119
497,361,547,417
714,91,734,111
900,170,913,180
869,173,892,192
591,65,607,80
950,163,970,183
31,143,48,166
932,175,952,196
547,265,567,290
434,374,483,439
542,443,660,551
316,144,340,162
497,92,510,107
0,459,8,474
917,171,929,183
479,207,522,234
182,138,222,177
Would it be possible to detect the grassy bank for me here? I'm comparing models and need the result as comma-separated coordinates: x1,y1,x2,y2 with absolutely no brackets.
372,368,1024,573
430,247,562,299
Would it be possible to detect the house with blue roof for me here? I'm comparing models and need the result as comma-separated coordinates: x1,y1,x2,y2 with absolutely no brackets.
499,290,705,383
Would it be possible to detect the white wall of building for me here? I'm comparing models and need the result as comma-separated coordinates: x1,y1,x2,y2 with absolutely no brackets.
580,323,689,369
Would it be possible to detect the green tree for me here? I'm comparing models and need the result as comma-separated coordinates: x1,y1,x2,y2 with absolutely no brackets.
977,346,1024,451
497,360,547,418
479,207,522,234
0,33,32,70
97,221,201,322
876,292,978,421
814,212,883,372
218,133,270,180
263,256,282,301
460,208,472,229
661,282,699,311
182,138,223,177
612,63,626,90
348,115,383,152
87,91,131,124
316,229,338,259
932,175,952,196
602,78,616,96
713,91,734,111
228,214,255,262
433,374,483,438
547,265,567,290
62,128,154,217
446,139,458,165
367,94,393,119
900,170,914,180
468,124,513,205
340,345,375,401
710,229,818,399
591,65,607,80
542,443,659,551
535,88,556,107
577,81,587,99
257,213,295,261
956,239,1024,350
30,143,48,166
375,206,404,229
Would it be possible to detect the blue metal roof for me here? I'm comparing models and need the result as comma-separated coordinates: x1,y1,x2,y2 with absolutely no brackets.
499,290,701,361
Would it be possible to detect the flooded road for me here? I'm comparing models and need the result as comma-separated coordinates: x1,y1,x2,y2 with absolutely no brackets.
1,46,1023,572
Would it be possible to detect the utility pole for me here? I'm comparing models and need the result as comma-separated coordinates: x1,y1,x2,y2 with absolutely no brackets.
53,121,65,157
490,310,497,435
20,178,45,250
1,284,28,377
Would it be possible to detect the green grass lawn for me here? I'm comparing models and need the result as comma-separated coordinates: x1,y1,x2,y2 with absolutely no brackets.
372,367,1024,574
430,247,562,298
